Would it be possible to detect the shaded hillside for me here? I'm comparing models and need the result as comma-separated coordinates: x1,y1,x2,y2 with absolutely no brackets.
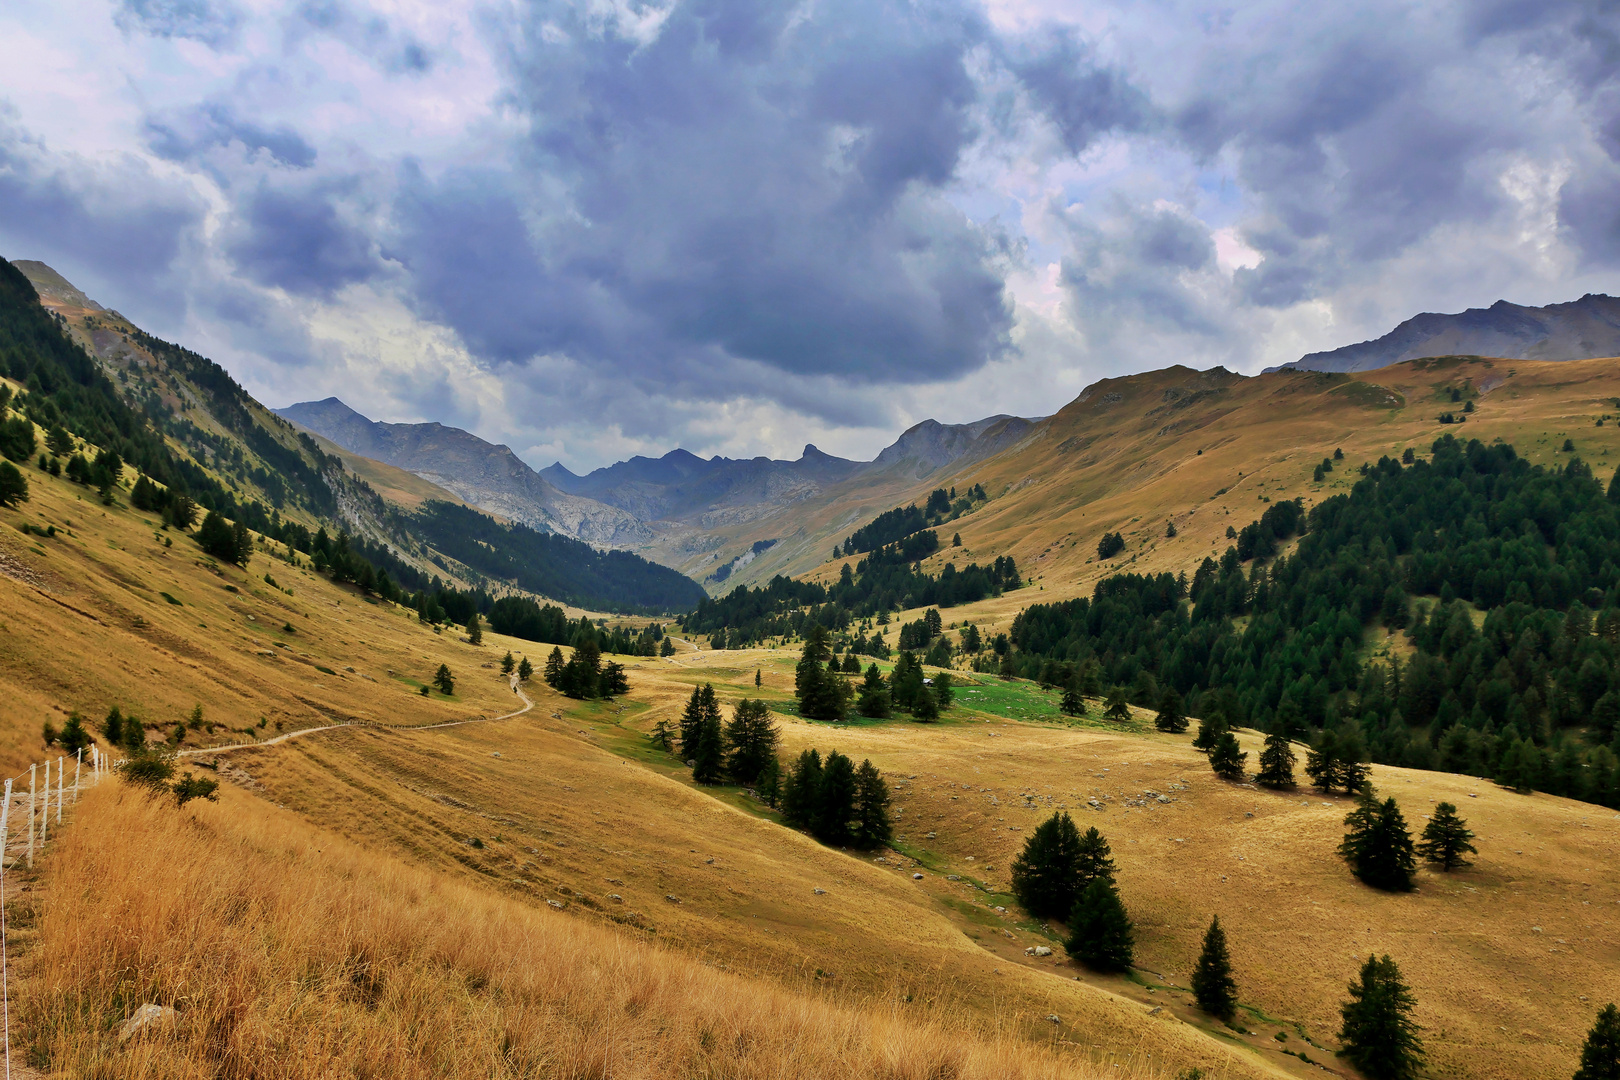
1283,293,1620,372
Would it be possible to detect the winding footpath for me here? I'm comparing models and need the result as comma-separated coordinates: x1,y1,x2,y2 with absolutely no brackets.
179,673,535,759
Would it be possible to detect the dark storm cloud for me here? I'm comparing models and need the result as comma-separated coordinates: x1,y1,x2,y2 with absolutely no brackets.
116,0,241,47
1060,199,1222,341
145,104,317,169
227,182,378,297
391,0,1017,391
0,123,201,318
1003,28,1154,155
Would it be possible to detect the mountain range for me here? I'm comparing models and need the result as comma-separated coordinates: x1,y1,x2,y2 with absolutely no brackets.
1281,292,1620,372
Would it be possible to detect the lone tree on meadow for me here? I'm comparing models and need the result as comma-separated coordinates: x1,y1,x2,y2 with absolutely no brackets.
500,651,515,675
1416,802,1477,870
1104,686,1132,723
856,664,891,718
1574,1003,1620,1080
465,613,482,645
795,625,849,720
1154,689,1188,734
0,460,27,508
1338,955,1425,1080
1191,916,1239,1023
1060,680,1086,717
1066,877,1134,971
1209,731,1246,780
432,664,455,696
516,656,533,681
1339,791,1417,891
852,758,893,848
1255,729,1298,789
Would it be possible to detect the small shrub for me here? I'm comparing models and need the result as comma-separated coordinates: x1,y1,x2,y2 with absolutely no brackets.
119,751,177,792
172,772,220,807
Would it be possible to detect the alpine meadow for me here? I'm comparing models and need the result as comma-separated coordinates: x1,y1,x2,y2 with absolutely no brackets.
3,1,1620,1078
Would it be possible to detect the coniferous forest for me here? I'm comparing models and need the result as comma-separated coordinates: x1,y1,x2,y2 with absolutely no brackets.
1010,436,1620,805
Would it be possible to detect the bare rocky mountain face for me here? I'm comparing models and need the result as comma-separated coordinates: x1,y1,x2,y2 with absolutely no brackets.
1280,293,1620,372
283,397,1042,587
276,398,650,547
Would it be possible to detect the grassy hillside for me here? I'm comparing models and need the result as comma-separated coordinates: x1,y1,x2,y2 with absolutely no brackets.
4,445,1616,1078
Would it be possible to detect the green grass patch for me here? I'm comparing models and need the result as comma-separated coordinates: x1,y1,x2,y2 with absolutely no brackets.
159,592,182,606
314,664,338,676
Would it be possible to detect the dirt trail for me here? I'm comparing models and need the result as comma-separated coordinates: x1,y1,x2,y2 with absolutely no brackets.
180,675,534,757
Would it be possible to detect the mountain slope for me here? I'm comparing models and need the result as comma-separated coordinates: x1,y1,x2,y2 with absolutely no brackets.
277,397,648,546
1283,293,1620,372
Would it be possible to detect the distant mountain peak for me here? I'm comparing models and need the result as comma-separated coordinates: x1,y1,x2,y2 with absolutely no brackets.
1282,293,1620,373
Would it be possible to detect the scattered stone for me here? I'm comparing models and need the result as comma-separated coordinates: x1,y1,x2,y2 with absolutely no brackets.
925,832,937,839
1034,946,1053,957
913,873,924,880
1244,811,1253,817
995,906,1007,914
1157,795,1171,804
119,1003,177,1042
1148,1006,1163,1016
1531,926,1542,934
947,875,961,881
609,894,623,902
491,752,502,758
665,895,681,903
1045,1014,1061,1024
814,888,826,895
705,858,714,864
547,900,564,910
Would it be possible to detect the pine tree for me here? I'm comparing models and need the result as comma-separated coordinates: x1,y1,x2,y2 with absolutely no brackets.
1104,686,1132,723
692,714,725,784
1010,812,1087,920
755,754,782,807
932,671,953,708
432,664,455,695
796,625,845,720
1191,916,1239,1022
1339,792,1417,891
1209,731,1247,780
1338,955,1425,1080
1574,1003,1620,1080
1066,878,1134,971
755,668,762,687
852,759,892,848
649,717,675,752
856,664,892,718
1255,730,1297,788
517,656,534,681
817,750,858,845
680,684,721,759
1416,802,1476,870
102,706,124,746
59,713,91,756
543,647,565,688
0,461,27,508
1060,682,1086,717
500,651,515,675
600,661,630,697
911,686,940,721
998,651,1016,680
724,698,778,784
1154,688,1188,733
466,613,483,645
1192,713,1227,751
780,749,823,828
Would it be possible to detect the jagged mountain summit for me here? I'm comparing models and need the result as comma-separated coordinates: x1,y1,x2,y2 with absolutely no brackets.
1281,293,1620,372
276,398,648,547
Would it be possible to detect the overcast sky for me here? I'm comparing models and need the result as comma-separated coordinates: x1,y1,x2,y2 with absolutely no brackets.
3,0,1619,471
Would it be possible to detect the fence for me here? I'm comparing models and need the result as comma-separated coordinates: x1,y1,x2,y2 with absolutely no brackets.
0,743,108,1079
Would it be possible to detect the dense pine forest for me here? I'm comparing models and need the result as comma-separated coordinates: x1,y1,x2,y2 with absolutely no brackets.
1011,435,1620,805
682,531,1021,647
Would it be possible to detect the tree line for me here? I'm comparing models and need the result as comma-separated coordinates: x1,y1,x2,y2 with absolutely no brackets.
836,484,987,558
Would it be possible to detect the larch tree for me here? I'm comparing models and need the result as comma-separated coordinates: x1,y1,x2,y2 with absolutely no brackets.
852,759,892,848
1416,802,1477,871
1255,730,1298,789
1191,916,1239,1023
1104,686,1132,723
1337,955,1425,1080
1154,688,1188,733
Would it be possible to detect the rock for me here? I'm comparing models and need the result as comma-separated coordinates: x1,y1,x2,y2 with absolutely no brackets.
912,873,924,880
1532,926,1543,933
119,1003,177,1042
995,906,1007,914
1148,1006,1163,1016
491,752,501,758
665,895,681,903
1045,1014,1061,1024
813,888,827,895
1244,811,1253,817
925,832,936,839
947,875,961,881
609,894,623,902
547,900,564,909
1033,946,1052,957
1157,795,1171,804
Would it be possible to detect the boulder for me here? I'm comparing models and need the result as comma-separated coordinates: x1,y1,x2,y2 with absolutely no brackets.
119,1004,177,1042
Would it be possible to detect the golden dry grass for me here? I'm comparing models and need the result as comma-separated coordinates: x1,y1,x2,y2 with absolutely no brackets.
23,782,1170,1080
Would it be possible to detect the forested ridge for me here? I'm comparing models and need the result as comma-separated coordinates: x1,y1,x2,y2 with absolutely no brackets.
1011,435,1620,805
681,535,1020,647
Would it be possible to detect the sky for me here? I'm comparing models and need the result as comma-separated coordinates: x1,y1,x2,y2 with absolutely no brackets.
2,0,1619,472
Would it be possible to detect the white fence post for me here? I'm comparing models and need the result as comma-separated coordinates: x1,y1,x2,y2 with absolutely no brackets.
26,765,34,869
74,751,81,803
0,779,9,872
55,757,63,825
36,762,44,849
